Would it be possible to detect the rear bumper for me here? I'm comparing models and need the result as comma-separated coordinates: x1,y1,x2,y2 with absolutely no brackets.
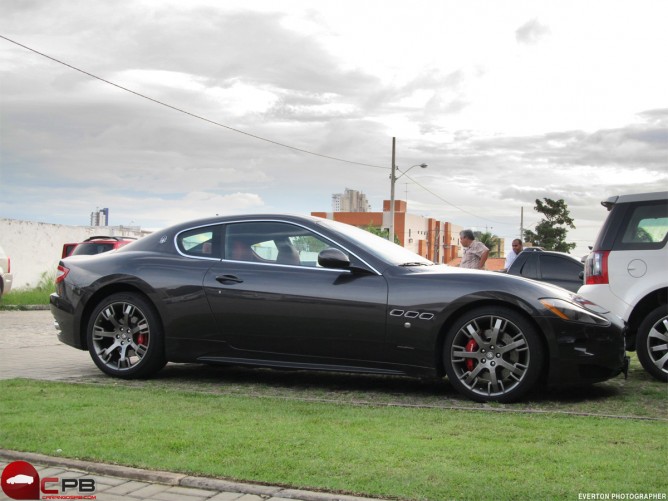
50,293,85,350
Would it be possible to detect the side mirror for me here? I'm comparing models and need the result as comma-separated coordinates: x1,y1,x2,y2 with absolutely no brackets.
318,248,350,269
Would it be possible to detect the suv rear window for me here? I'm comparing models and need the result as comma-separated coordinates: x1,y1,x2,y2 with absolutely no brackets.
616,201,668,250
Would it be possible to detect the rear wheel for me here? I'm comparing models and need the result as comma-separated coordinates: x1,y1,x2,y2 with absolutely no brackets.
87,292,166,378
443,306,544,402
636,305,668,382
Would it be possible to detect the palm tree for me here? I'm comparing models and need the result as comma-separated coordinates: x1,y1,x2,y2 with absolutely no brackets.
476,231,501,257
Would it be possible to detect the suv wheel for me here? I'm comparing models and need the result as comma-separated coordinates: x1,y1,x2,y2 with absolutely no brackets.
636,305,668,382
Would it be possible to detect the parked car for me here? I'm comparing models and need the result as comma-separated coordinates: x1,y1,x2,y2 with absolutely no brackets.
504,248,584,292
62,236,137,258
50,214,627,403
579,191,668,381
0,244,13,299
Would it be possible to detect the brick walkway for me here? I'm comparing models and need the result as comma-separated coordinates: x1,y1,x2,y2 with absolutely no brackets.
0,310,384,501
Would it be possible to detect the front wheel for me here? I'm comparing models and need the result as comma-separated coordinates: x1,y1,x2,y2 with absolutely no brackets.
86,292,166,378
636,305,668,382
443,306,544,403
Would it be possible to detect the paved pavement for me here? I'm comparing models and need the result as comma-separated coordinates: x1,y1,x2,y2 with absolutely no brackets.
0,310,384,501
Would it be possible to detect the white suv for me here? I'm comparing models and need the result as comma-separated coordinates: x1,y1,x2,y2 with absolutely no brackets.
579,191,668,381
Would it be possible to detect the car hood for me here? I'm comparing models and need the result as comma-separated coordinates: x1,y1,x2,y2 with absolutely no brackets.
401,264,578,301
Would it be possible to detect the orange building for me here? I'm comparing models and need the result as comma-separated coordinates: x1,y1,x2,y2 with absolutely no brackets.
312,199,459,264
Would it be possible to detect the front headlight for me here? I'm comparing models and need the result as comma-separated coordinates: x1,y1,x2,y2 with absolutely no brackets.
539,298,610,326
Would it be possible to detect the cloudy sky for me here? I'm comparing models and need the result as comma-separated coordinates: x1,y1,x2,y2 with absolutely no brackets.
1,0,667,256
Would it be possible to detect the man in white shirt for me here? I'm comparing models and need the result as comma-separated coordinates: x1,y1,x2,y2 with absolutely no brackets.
503,239,523,271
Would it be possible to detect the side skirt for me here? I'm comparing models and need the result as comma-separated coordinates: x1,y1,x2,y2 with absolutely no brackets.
197,356,408,375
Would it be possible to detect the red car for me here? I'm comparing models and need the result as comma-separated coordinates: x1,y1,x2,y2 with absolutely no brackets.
62,236,137,258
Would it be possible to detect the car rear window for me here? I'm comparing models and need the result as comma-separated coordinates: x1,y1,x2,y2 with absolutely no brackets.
71,243,116,255
616,201,668,250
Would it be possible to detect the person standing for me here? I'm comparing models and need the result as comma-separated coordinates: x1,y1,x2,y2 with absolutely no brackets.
459,229,489,270
503,239,523,271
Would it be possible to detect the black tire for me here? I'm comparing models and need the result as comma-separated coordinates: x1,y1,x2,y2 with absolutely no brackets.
443,306,544,403
636,305,668,382
86,292,166,379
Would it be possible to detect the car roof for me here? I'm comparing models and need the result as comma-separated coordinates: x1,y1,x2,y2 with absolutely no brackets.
519,248,581,262
82,236,137,242
602,191,668,209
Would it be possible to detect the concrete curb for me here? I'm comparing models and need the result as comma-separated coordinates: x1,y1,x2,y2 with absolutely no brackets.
0,304,50,311
0,449,385,501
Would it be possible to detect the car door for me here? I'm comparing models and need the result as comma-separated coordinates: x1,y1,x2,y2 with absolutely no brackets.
203,220,389,365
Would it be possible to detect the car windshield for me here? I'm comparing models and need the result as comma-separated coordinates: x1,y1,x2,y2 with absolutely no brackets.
316,219,434,266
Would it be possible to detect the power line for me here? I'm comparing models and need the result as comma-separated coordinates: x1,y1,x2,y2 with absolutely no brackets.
2,34,518,227
0,34,388,171
403,172,514,226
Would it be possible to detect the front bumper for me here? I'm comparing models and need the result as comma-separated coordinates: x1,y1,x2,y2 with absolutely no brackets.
540,314,628,386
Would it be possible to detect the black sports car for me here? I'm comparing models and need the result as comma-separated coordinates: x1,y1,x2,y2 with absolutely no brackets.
50,214,627,402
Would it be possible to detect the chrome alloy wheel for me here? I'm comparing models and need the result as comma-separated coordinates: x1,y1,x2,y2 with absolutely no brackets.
636,305,668,382
450,314,531,399
643,313,668,380
91,300,151,371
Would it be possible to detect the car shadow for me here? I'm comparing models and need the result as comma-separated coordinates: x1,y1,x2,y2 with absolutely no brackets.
144,362,625,411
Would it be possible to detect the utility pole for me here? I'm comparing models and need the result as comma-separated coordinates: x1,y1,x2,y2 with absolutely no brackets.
520,207,524,241
389,137,396,241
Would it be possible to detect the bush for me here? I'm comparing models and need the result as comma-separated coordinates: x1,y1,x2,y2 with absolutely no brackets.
0,271,54,307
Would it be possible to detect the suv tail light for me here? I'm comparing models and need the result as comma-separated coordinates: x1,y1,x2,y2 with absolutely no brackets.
56,264,70,284
585,250,609,285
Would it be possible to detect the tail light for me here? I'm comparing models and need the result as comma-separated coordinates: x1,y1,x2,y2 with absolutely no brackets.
56,264,70,284
584,251,609,285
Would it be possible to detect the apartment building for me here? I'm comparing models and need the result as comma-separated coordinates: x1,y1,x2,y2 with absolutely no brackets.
312,199,459,264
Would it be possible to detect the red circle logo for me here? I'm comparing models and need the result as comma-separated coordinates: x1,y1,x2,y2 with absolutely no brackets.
1,461,40,500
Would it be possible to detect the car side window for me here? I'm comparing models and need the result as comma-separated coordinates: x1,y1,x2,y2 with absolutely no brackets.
224,221,337,267
177,225,222,259
540,255,581,281
619,202,668,249
519,254,538,279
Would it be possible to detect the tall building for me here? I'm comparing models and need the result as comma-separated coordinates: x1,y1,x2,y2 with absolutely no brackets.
90,208,109,226
313,199,458,264
331,188,371,212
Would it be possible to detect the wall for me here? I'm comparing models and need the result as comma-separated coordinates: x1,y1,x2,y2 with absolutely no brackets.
0,219,146,289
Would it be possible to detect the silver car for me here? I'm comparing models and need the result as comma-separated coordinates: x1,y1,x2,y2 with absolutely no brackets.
0,244,13,299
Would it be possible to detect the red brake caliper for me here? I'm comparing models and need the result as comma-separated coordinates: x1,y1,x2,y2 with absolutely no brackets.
465,339,478,371
136,333,147,347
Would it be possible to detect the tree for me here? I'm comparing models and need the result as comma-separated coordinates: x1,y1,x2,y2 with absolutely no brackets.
475,231,501,257
364,224,400,244
524,198,576,252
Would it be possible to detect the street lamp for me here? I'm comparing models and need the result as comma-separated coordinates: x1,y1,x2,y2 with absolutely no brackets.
389,162,427,242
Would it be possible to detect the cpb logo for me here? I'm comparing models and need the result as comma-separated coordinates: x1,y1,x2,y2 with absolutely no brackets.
1,461,39,500
1,460,96,500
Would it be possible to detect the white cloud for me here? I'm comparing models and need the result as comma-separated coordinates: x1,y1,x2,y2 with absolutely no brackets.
1,0,667,258
515,18,551,45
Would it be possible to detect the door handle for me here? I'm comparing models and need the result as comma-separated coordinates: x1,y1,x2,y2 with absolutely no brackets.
216,274,244,284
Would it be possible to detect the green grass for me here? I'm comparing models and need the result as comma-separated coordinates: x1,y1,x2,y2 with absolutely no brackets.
0,272,53,307
1,379,666,501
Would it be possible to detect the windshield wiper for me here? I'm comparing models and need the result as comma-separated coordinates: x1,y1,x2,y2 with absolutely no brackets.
399,262,432,267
